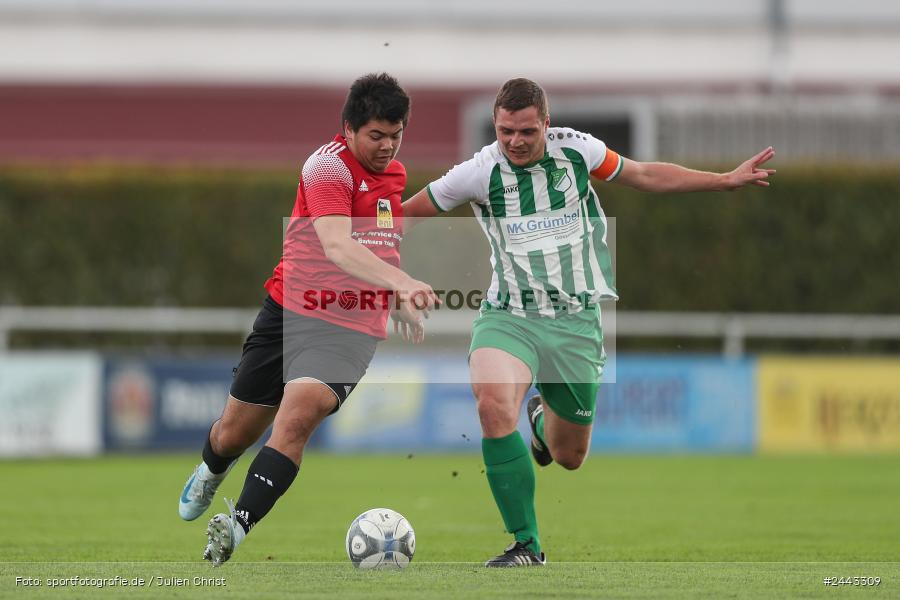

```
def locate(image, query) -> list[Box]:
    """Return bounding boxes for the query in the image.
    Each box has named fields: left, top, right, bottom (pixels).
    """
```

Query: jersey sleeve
left=585, top=134, right=623, bottom=181
left=426, top=157, right=485, bottom=212
left=300, top=153, right=354, bottom=218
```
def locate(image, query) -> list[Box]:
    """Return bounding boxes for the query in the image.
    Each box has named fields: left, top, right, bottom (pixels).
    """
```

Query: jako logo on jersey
left=359, top=180, right=369, bottom=192
left=503, top=185, right=519, bottom=194
left=550, top=168, right=572, bottom=193
left=575, top=409, right=592, bottom=417
left=376, top=199, right=393, bottom=228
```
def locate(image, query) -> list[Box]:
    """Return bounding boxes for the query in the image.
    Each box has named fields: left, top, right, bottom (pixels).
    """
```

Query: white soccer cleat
left=179, top=462, right=233, bottom=521
left=203, top=498, right=245, bottom=567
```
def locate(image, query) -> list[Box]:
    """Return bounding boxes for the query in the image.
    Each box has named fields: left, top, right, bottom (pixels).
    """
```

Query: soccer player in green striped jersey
left=403, top=78, right=776, bottom=567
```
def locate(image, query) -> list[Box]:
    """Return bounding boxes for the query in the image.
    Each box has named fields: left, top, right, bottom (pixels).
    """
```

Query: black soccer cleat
left=484, top=540, right=546, bottom=567
left=527, top=395, right=553, bottom=467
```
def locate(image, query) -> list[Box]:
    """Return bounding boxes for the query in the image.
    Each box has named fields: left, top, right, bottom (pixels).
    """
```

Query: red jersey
left=265, top=135, right=406, bottom=338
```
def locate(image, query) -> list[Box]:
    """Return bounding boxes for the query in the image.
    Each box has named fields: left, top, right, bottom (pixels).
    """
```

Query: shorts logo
left=550, top=168, right=572, bottom=193
left=376, top=199, right=393, bottom=228
left=575, top=409, right=592, bottom=417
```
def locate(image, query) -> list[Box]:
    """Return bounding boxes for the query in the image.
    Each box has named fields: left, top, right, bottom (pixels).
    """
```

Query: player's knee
left=555, top=448, right=588, bottom=470
left=473, top=385, right=513, bottom=412
left=475, top=396, right=509, bottom=422
left=273, top=413, right=320, bottom=446
left=271, top=400, right=333, bottom=449
left=214, top=422, right=258, bottom=455
left=473, top=387, right=518, bottom=436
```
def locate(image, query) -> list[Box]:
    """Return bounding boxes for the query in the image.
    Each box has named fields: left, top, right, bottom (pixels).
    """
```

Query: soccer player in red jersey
left=177, top=73, right=437, bottom=566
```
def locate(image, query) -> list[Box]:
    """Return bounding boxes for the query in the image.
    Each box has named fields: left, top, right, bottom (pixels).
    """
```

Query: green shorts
left=469, top=305, right=606, bottom=425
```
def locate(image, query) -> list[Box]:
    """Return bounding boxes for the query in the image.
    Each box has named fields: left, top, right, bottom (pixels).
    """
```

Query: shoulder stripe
left=317, top=141, right=345, bottom=155
left=302, top=152, right=354, bottom=192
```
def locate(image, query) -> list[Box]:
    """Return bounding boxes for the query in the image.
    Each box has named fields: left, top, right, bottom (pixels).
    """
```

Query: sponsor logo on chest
left=376, top=199, right=393, bottom=228
left=501, top=205, right=584, bottom=253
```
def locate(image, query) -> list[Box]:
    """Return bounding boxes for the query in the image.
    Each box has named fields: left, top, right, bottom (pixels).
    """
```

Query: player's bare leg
left=471, top=348, right=532, bottom=437
left=210, top=396, right=278, bottom=457
left=264, top=378, right=337, bottom=463
left=539, top=401, right=592, bottom=470
left=180, top=396, right=276, bottom=521
left=204, top=380, right=336, bottom=566
left=470, top=348, right=545, bottom=566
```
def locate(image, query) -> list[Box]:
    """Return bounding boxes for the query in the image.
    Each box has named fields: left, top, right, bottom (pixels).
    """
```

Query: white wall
left=0, top=0, right=898, bottom=88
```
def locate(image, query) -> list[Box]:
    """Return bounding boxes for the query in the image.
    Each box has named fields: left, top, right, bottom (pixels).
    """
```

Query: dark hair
left=493, top=78, right=549, bottom=120
left=341, top=73, right=411, bottom=132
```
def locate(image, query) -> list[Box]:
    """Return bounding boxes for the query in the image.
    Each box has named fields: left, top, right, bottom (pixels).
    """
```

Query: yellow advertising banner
left=758, top=357, right=900, bottom=452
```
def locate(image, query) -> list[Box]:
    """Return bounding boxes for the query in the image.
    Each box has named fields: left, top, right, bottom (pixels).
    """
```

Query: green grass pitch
left=1, top=453, right=897, bottom=598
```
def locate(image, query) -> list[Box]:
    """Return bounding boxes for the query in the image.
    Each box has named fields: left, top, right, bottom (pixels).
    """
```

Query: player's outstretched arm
left=613, top=146, right=776, bottom=193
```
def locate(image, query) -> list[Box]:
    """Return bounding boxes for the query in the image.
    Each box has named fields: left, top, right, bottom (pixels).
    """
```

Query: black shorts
left=230, top=295, right=379, bottom=409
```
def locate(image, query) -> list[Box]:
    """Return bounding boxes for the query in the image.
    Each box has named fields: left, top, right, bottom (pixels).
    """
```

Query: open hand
left=391, top=303, right=426, bottom=344
left=724, top=146, right=776, bottom=190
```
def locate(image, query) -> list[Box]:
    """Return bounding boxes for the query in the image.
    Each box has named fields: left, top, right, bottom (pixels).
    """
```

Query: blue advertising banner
left=101, top=353, right=754, bottom=453
left=321, top=354, right=755, bottom=453
left=592, top=355, right=755, bottom=452
left=103, top=356, right=236, bottom=451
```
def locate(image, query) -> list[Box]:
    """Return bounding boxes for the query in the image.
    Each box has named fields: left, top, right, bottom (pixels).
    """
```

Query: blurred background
left=2, top=0, right=899, bottom=458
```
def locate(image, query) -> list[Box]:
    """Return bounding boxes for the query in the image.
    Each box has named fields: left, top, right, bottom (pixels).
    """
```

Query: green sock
left=482, top=432, right=541, bottom=555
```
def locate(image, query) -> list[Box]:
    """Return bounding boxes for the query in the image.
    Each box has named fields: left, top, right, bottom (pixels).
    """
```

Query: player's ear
left=342, top=120, right=354, bottom=139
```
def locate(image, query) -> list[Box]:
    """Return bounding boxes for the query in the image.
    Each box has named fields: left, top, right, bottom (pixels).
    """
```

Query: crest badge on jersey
left=376, top=199, right=393, bottom=228
left=550, top=168, right=572, bottom=193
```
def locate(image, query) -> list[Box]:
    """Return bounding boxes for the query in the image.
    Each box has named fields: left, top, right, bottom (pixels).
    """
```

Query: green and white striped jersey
left=427, top=127, right=622, bottom=317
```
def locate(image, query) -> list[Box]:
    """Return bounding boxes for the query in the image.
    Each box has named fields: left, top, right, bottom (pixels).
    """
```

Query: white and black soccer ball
left=345, top=508, right=415, bottom=569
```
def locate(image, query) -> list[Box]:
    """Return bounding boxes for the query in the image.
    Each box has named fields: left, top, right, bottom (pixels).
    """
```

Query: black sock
left=202, top=427, right=241, bottom=475
left=234, top=446, right=299, bottom=533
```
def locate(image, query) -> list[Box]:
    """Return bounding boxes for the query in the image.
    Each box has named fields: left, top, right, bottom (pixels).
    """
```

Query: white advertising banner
left=0, top=353, right=102, bottom=457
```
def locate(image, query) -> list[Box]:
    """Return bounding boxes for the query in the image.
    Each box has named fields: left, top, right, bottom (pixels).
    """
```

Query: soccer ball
left=345, top=508, right=415, bottom=569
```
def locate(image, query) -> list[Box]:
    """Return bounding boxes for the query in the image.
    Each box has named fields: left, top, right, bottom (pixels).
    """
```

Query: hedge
left=2, top=165, right=898, bottom=316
